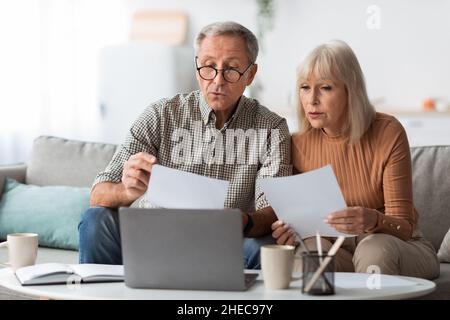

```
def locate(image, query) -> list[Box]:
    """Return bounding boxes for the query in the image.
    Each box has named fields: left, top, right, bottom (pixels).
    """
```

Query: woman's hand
left=325, top=207, right=378, bottom=235
left=271, top=220, right=300, bottom=246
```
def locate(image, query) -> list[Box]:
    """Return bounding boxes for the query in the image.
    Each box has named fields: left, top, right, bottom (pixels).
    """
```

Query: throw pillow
left=438, top=228, right=450, bottom=263
left=0, top=178, right=90, bottom=250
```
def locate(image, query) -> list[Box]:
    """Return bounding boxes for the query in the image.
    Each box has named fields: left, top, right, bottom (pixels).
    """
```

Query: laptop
left=119, top=208, right=257, bottom=291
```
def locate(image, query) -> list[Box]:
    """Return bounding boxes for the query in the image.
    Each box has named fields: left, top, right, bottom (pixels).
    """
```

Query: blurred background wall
left=1, top=0, right=449, bottom=164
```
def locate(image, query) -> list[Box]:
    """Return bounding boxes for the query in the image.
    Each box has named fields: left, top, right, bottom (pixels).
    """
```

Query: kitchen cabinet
left=284, top=111, right=450, bottom=147
left=394, top=112, right=450, bottom=147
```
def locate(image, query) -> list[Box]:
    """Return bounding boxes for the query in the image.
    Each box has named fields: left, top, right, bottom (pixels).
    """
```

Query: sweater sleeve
left=369, top=120, right=415, bottom=240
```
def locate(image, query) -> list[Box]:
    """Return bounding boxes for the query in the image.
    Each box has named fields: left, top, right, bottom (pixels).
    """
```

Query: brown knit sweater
left=291, top=113, right=417, bottom=241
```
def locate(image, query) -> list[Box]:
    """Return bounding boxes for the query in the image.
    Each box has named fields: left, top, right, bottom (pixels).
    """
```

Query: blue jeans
left=78, top=207, right=275, bottom=269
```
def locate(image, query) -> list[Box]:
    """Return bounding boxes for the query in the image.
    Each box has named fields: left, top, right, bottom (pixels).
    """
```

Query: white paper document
left=145, top=164, right=229, bottom=209
left=258, top=165, right=349, bottom=238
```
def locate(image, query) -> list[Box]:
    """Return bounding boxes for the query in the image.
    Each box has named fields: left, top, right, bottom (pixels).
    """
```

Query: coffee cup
left=260, top=244, right=300, bottom=289
left=0, top=233, right=38, bottom=271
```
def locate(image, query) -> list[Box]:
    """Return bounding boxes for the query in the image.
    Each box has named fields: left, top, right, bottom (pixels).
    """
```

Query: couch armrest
left=0, top=164, right=27, bottom=196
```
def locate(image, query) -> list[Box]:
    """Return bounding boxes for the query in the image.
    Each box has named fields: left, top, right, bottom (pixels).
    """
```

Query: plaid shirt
left=93, top=90, right=292, bottom=212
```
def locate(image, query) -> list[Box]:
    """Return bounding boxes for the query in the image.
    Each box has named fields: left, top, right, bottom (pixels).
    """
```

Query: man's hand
left=325, top=207, right=378, bottom=235
left=241, top=207, right=278, bottom=238
left=242, top=213, right=249, bottom=231
left=271, top=220, right=299, bottom=246
left=122, top=152, right=158, bottom=203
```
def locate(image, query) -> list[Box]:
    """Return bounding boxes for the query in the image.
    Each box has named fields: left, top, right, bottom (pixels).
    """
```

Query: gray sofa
left=1, top=135, right=449, bottom=299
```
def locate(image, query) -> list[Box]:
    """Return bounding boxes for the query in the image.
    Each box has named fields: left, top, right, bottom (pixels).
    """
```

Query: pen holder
left=301, top=251, right=335, bottom=295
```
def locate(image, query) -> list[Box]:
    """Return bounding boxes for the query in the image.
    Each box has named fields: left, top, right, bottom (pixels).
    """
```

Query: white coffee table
left=0, top=268, right=434, bottom=300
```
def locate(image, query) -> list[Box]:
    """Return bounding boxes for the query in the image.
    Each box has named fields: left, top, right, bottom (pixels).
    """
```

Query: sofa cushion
left=411, top=146, right=450, bottom=251
left=438, top=229, right=450, bottom=262
left=0, top=178, right=90, bottom=250
left=0, top=164, right=27, bottom=197
left=419, top=263, right=450, bottom=300
left=26, top=136, right=118, bottom=188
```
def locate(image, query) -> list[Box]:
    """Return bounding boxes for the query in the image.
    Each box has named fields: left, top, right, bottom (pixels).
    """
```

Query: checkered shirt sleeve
left=92, top=99, right=165, bottom=187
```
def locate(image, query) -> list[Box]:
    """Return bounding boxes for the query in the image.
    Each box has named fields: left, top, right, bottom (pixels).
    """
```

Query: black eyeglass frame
left=195, top=56, right=254, bottom=83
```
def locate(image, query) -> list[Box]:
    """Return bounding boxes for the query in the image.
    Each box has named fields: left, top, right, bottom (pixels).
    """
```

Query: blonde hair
left=296, top=40, right=375, bottom=143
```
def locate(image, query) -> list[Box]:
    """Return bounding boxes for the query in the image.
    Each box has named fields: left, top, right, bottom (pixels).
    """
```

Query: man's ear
left=245, top=64, right=258, bottom=86
left=195, top=71, right=202, bottom=84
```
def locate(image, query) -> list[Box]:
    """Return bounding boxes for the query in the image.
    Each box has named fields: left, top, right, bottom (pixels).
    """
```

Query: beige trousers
left=294, top=229, right=440, bottom=280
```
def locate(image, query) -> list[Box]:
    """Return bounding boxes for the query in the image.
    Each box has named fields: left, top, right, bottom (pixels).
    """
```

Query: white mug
left=0, top=233, right=38, bottom=271
left=260, top=244, right=300, bottom=290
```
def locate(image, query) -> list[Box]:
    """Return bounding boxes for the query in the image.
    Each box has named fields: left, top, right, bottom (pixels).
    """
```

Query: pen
left=316, top=231, right=323, bottom=262
left=316, top=230, right=327, bottom=292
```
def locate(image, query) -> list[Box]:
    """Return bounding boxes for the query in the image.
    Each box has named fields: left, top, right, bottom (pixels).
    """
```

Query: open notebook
left=15, top=263, right=124, bottom=286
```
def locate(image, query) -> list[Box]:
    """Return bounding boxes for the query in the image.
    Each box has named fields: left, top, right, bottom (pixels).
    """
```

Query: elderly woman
left=272, top=40, right=439, bottom=279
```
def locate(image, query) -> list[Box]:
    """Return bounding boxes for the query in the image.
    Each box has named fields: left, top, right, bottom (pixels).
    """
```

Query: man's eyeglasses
left=195, top=57, right=254, bottom=83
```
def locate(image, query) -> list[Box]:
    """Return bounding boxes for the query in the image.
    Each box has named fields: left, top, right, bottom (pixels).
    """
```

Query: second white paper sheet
left=145, top=164, right=229, bottom=209
left=258, top=165, right=349, bottom=238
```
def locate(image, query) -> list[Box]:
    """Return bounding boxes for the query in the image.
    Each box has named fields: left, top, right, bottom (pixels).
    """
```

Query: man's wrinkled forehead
left=197, top=35, right=250, bottom=63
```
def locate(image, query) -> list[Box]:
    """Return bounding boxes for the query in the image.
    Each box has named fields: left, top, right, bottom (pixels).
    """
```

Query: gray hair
left=296, top=40, right=376, bottom=143
left=194, top=21, right=259, bottom=63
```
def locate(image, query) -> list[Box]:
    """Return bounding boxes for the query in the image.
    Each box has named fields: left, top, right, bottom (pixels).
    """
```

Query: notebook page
left=69, top=264, right=124, bottom=279
left=15, top=263, right=73, bottom=283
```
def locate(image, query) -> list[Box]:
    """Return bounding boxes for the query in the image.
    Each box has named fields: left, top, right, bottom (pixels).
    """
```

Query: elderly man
left=79, top=21, right=291, bottom=269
